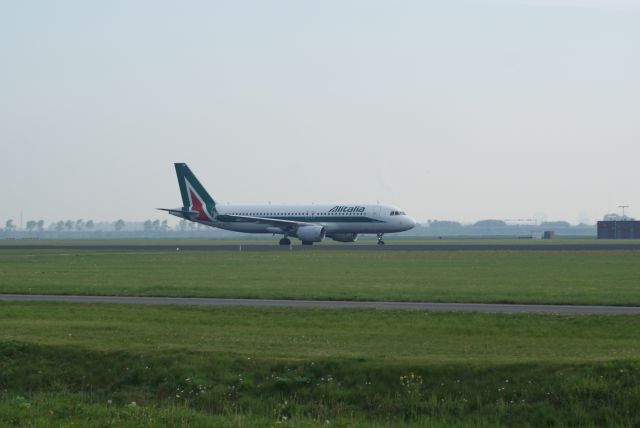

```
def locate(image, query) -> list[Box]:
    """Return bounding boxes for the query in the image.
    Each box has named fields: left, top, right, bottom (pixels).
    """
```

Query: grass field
left=1, top=249, right=639, bottom=305
left=1, top=302, right=640, bottom=426
left=2, top=243, right=640, bottom=426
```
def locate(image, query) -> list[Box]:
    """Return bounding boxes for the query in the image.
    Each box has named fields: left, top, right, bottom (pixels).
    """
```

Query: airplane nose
left=406, top=216, right=417, bottom=229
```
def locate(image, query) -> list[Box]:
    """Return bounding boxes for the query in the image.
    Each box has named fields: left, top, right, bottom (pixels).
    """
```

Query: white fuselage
left=199, top=204, right=416, bottom=236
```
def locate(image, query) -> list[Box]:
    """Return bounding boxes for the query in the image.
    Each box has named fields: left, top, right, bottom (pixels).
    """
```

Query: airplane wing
left=214, top=214, right=316, bottom=233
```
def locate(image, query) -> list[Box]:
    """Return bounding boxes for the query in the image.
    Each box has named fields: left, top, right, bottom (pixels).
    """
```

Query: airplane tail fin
left=174, top=163, right=217, bottom=221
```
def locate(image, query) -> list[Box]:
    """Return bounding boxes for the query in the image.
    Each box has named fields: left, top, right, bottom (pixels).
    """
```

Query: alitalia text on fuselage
left=329, top=206, right=366, bottom=213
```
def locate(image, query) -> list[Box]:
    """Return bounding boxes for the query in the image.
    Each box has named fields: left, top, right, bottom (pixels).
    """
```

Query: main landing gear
left=279, top=237, right=291, bottom=245
left=377, top=233, right=385, bottom=245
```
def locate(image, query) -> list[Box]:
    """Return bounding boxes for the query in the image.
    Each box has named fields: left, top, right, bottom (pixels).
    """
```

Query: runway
left=2, top=243, right=640, bottom=252
left=1, top=294, right=639, bottom=315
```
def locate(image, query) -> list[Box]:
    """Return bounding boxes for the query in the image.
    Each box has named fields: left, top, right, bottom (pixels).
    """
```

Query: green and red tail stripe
left=175, top=163, right=217, bottom=221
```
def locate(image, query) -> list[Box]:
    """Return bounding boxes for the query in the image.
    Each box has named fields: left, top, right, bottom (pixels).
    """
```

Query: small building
left=597, top=221, right=640, bottom=239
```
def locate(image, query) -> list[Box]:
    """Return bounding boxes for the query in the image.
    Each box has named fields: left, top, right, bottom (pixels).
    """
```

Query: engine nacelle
left=330, top=233, right=359, bottom=243
left=296, top=225, right=326, bottom=243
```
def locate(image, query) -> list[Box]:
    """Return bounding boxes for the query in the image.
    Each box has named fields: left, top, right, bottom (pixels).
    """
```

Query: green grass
left=2, top=245, right=639, bottom=425
left=3, top=302, right=640, bottom=363
left=1, top=302, right=640, bottom=426
left=1, top=250, right=639, bottom=305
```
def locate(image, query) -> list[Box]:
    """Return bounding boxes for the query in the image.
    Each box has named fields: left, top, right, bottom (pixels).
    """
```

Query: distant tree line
left=412, top=219, right=593, bottom=237
left=0, top=218, right=236, bottom=239
left=1, top=217, right=596, bottom=239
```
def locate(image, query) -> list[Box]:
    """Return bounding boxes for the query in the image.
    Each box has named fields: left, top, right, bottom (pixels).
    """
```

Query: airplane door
left=372, top=206, right=381, bottom=218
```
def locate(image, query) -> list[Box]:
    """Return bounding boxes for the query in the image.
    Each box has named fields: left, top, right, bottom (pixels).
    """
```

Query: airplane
left=159, top=163, right=416, bottom=245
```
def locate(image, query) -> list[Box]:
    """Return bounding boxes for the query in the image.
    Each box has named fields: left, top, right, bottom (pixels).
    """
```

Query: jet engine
left=296, top=225, right=326, bottom=243
left=330, top=233, right=359, bottom=243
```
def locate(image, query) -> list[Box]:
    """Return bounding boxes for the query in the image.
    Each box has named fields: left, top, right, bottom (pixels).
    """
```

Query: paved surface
left=1, top=294, right=639, bottom=314
left=2, top=243, right=640, bottom=251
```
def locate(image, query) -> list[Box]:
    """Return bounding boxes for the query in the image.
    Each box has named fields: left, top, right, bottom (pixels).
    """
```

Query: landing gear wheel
left=377, top=240, right=385, bottom=245
left=279, top=238, right=291, bottom=245
left=377, top=233, right=385, bottom=245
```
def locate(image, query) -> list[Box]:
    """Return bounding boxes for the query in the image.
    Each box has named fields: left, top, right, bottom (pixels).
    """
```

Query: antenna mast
left=618, top=205, right=629, bottom=218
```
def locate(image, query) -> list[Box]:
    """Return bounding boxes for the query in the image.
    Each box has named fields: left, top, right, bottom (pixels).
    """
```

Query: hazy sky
left=1, top=0, right=639, bottom=225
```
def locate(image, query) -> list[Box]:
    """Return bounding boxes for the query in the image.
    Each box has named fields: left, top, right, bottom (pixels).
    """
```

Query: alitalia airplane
left=159, top=163, right=416, bottom=245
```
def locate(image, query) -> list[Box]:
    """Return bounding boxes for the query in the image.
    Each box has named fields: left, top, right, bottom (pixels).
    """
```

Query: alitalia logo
left=329, top=205, right=366, bottom=213
left=185, top=178, right=214, bottom=221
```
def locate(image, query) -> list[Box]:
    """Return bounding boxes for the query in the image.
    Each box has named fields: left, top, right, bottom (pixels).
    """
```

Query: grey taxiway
left=1, top=294, right=639, bottom=315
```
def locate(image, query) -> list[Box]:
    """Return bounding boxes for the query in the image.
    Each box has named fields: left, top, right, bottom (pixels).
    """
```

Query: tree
left=161, top=220, right=169, bottom=231
left=55, top=221, right=65, bottom=232
left=143, top=220, right=153, bottom=231
left=178, top=220, right=187, bottom=231
left=5, top=219, right=15, bottom=231
left=75, top=219, right=84, bottom=231
left=474, top=219, right=507, bottom=228
left=114, top=219, right=126, bottom=232
left=85, top=220, right=94, bottom=231
left=26, top=220, right=37, bottom=233
left=152, top=219, right=160, bottom=231
left=64, top=220, right=74, bottom=231
left=36, top=220, right=45, bottom=232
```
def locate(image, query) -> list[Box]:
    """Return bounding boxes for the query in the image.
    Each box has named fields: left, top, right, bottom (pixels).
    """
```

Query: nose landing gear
left=377, top=233, right=385, bottom=245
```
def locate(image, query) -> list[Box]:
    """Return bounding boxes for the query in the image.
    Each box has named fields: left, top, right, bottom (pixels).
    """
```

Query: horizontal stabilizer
left=156, top=208, right=200, bottom=219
